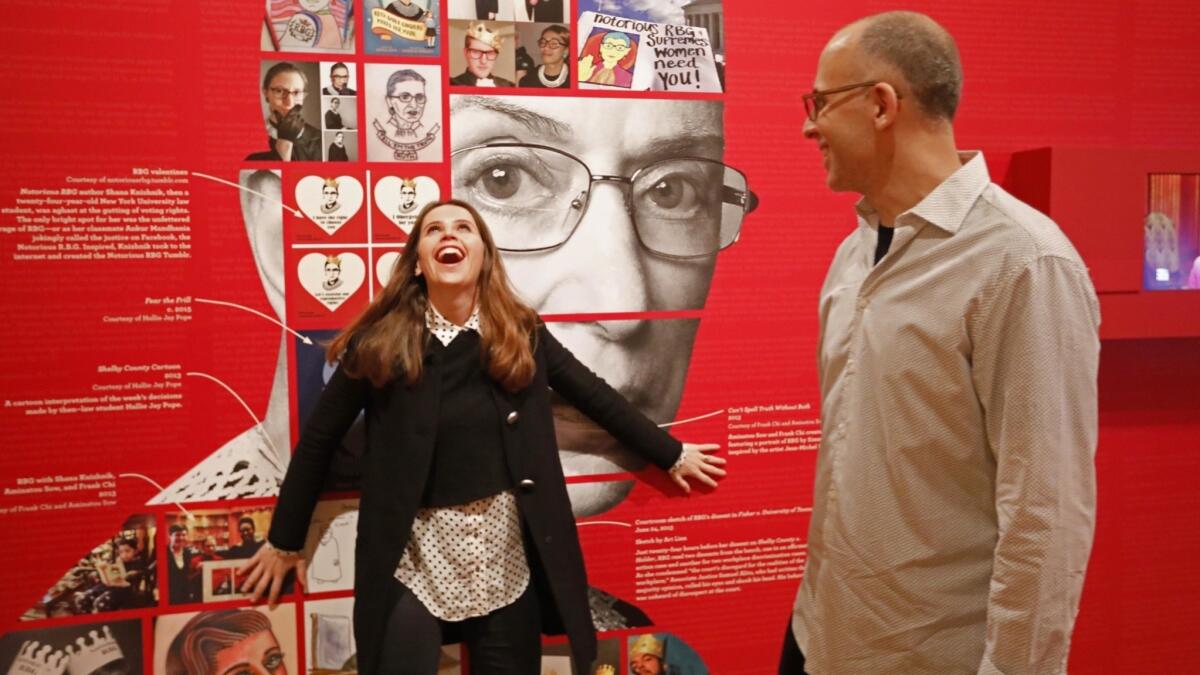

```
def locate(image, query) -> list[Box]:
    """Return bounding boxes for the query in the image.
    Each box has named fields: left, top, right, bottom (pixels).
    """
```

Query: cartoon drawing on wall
left=367, top=65, right=443, bottom=162
left=579, top=29, right=638, bottom=88
left=153, top=606, right=298, bottom=675
left=374, top=175, right=440, bottom=234
left=367, top=0, right=440, bottom=55
left=374, top=0, right=437, bottom=47
left=310, top=529, right=343, bottom=584
left=312, top=613, right=353, bottom=670
left=575, top=11, right=724, bottom=92
left=298, top=253, right=365, bottom=310
left=628, top=633, right=709, bottom=675
left=302, top=500, right=360, bottom=593
left=265, top=0, right=355, bottom=52
left=296, top=176, right=364, bottom=235
left=0, top=622, right=142, bottom=675
left=149, top=170, right=290, bottom=504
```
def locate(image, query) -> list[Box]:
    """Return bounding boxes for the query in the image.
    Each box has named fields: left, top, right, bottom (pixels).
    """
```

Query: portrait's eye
left=635, top=161, right=718, bottom=221
left=264, top=651, right=284, bottom=671
left=646, top=175, right=692, bottom=211
left=482, top=165, right=522, bottom=200
left=454, top=149, right=564, bottom=210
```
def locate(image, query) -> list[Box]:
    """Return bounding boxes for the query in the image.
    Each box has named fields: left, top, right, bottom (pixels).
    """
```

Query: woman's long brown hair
left=326, top=199, right=538, bottom=392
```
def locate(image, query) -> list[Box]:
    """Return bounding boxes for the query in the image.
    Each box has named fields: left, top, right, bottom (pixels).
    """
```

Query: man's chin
left=567, top=480, right=634, bottom=518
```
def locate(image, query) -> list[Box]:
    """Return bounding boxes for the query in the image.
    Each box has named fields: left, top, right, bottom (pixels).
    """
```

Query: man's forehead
left=814, top=35, right=866, bottom=86
left=467, top=37, right=495, bottom=52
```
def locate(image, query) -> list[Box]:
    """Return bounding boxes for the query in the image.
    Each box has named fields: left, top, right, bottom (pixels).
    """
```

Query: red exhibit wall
left=0, top=1, right=1197, bottom=673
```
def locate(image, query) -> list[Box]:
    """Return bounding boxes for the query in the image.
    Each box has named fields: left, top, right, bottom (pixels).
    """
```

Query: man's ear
left=873, top=82, right=902, bottom=130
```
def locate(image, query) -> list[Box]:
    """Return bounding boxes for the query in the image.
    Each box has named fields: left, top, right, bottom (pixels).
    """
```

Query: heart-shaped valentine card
left=295, top=175, right=365, bottom=235
left=373, top=175, right=440, bottom=233
left=297, top=251, right=366, bottom=311
left=376, top=250, right=402, bottom=287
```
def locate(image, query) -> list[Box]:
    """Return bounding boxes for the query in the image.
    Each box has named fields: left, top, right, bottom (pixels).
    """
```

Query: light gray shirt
left=792, top=152, right=1100, bottom=674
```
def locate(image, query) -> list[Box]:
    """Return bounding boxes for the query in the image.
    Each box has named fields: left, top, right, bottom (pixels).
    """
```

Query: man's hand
left=238, top=543, right=306, bottom=609
left=669, top=443, right=726, bottom=494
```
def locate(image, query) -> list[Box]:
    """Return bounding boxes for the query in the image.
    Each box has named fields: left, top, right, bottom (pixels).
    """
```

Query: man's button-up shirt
left=793, top=152, right=1100, bottom=674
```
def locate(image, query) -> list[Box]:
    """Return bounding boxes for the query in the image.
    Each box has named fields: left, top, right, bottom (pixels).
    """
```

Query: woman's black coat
left=268, top=324, right=681, bottom=674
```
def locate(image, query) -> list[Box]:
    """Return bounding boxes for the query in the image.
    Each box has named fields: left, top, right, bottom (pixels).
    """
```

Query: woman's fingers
left=240, top=561, right=265, bottom=595
left=267, top=572, right=285, bottom=609
left=296, top=559, right=309, bottom=591
left=691, top=469, right=719, bottom=488
left=672, top=472, right=692, bottom=494
left=249, top=567, right=273, bottom=603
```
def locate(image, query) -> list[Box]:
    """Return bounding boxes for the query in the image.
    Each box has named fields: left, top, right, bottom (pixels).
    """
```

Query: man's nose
left=802, top=114, right=819, bottom=139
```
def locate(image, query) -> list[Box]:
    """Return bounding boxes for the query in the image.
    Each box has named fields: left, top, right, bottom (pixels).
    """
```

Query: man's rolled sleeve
left=971, top=254, right=1100, bottom=674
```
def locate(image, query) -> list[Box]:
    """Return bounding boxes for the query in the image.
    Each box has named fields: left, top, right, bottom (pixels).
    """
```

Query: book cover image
left=366, top=0, right=442, bottom=57
left=263, top=0, right=357, bottom=53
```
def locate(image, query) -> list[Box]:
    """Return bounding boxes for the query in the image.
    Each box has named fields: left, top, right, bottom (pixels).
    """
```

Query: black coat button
left=519, top=478, right=535, bottom=491
left=506, top=411, right=519, bottom=425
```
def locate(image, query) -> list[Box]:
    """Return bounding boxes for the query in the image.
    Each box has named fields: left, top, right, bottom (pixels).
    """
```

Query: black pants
left=778, top=619, right=808, bottom=675
left=377, top=581, right=542, bottom=675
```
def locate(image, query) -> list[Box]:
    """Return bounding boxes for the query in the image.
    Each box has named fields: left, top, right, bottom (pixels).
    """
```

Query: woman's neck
left=427, top=286, right=477, bottom=326
left=543, top=61, right=564, bottom=76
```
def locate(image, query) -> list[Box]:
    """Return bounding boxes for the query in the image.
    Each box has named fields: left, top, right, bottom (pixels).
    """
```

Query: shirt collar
left=854, top=151, right=989, bottom=234
left=426, top=302, right=481, bottom=347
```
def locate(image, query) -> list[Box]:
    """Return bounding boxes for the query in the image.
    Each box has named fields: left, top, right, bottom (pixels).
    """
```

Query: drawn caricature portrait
left=266, top=0, right=356, bottom=53
left=579, top=29, right=638, bottom=88
left=367, top=65, right=443, bottom=162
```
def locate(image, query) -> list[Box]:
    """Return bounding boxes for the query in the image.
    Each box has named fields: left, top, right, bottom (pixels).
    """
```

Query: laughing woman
left=239, top=200, right=725, bottom=674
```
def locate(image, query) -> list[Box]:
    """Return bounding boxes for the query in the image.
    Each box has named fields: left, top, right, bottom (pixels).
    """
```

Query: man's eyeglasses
left=801, top=81, right=901, bottom=121
left=269, top=87, right=305, bottom=99
left=466, top=48, right=499, bottom=62
left=450, top=142, right=758, bottom=260
left=388, top=93, right=428, bottom=104
left=537, top=39, right=567, bottom=49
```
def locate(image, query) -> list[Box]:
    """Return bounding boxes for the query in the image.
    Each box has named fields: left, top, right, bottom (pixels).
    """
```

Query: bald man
left=783, top=11, right=1099, bottom=674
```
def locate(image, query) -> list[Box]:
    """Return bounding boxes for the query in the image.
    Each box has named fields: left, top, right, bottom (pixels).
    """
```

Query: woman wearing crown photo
left=238, top=200, right=726, bottom=674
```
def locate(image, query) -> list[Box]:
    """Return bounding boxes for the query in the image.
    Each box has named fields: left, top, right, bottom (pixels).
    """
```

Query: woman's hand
left=668, top=443, right=727, bottom=494
left=238, top=543, right=306, bottom=608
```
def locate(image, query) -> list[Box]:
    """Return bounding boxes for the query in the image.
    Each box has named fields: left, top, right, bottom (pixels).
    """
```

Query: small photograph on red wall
left=23, top=515, right=157, bottom=620
left=1145, top=174, right=1200, bottom=291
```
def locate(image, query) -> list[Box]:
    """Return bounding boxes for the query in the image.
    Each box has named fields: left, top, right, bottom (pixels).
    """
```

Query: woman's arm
left=241, top=360, right=369, bottom=605
left=539, top=324, right=725, bottom=492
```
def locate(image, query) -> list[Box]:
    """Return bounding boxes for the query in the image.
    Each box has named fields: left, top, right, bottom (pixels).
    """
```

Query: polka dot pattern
left=392, top=306, right=530, bottom=622
left=395, top=490, right=530, bottom=622
left=426, top=305, right=481, bottom=347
